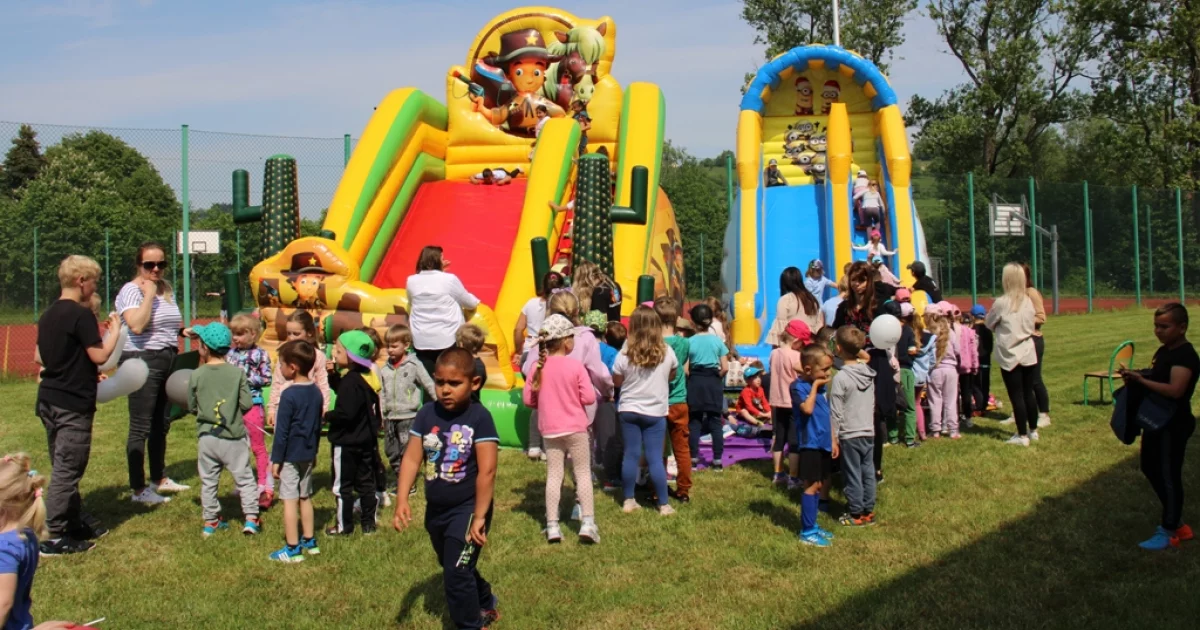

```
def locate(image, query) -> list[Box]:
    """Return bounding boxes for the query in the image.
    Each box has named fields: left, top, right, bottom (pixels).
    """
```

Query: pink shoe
left=949, top=433, right=963, bottom=440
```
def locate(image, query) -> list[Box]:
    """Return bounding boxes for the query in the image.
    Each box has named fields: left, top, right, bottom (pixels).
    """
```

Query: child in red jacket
left=735, top=365, right=771, bottom=430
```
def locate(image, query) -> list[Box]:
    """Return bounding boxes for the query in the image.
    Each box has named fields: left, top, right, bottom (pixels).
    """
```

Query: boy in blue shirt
left=791, top=343, right=836, bottom=547
left=393, top=348, right=500, bottom=630
left=268, top=340, right=325, bottom=562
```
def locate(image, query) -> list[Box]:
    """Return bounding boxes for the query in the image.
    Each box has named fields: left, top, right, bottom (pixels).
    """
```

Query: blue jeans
left=619, top=412, right=668, bottom=505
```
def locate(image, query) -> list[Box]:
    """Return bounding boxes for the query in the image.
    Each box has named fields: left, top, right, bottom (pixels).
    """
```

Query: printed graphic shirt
left=411, top=402, right=500, bottom=508
left=225, top=345, right=272, bottom=404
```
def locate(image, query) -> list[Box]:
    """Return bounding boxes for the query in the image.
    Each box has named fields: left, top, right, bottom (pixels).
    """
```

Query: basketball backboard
left=990, top=203, right=1025, bottom=237
left=177, top=230, right=220, bottom=255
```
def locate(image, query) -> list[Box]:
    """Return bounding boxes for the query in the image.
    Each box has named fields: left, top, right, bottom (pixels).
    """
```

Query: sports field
left=5, top=307, right=1200, bottom=629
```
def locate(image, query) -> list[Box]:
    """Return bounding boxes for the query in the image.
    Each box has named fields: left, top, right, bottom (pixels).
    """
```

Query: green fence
left=913, top=173, right=1200, bottom=310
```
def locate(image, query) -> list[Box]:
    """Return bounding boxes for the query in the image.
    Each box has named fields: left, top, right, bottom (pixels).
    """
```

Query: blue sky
left=0, top=0, right=966, bottom=157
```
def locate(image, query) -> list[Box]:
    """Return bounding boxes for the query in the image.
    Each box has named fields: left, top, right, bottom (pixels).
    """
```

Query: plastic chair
left=1082, top=341, right=1134, bottom=405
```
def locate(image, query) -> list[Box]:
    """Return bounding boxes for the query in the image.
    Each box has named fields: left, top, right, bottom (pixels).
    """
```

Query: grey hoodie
left=380, top=354, right=436, bottom=421
left=829, top=362, right=876, bottom=440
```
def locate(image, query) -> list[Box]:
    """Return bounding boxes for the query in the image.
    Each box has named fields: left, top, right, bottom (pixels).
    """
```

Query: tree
left=740, top=0, right=918, bottom=71
left=661, top=142, right=729, bottom=298
left=1, top=124, right=47, bottom=198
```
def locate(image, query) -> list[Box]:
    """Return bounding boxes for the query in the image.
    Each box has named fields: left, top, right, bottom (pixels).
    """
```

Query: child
left=853, top=179, right=886, bottom=228
left=852, top=230, right=895, bottom=262
left=769, top=320, right=810, bottom=487
left=456, top=323, right=488, bottom=402
left=603, top=321, right=627, bottom=371
left=186, top=323, right=260, bottom=537
left=971, top=304, right=993, bottom=416
left=36, top=255, right=121, bottom=555
left=612, top=306, right=678, bottom=514
left=380, top=324, right=436, bottom=494
left=225, top=313, right=274, bottom=509
left=952, top=306, right=980, bottom=426
left=268, top=340, right=324, bottom=562
left=393, top=349, right=500, bottom=630
left=912, top=307, right=939, bottom=440
left=514, top=271, right=565, bottom=366
left=736, top=365, right=771, bottom=427
left=675, top=317, right=695, bottom=338
left=927, top=313, right=961, bottom=438
left=535, top=104, right=551, bottom=138
left=894, top=304, right=920, bottom=447
left=853, top=169, right=869, bottom=198
left=325, top=330, right=382, bottom=535
left=830, top=327, right=877, bottom=526
left=655, top=298, right=692, bottom=502
left=571, top=100, right=591, bottom=154
left=358, top=326, right=391, bottom=505
left=686, top=304, right=730, bottom=471
left=268, top=310, right=331, bottom=426
left=792, top=343, right=835, bottom=547
left=523, top=315, right=599, bottom=544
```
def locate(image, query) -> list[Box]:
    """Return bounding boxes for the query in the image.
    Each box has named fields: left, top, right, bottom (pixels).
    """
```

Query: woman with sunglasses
left=114, top=242, right=188, bottom=505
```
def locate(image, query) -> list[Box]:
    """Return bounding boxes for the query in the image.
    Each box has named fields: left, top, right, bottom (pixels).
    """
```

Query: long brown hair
left=133, top=241, right=175, bottom=302
left=844, top=262, right=875, bottom=315
left=415, top=246, right=444, bottom=273
left=624, top=306, right=666, bottom=368
left=781, top=266, right=819, bottom=316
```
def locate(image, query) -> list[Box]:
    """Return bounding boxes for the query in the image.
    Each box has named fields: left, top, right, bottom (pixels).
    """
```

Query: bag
left=1136, top=390, right=1178, bottom=432
left=1110, top=386, right=1139, bottom=445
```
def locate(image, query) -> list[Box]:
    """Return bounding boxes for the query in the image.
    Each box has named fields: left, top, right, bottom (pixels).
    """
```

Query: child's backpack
left=912, top=333, right=937, bottom=385
left=957, top=325, right=979, bottom=374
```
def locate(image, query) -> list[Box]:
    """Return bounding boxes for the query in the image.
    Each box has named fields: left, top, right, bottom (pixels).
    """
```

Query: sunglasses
left=141, top=261, right=167, bottom=271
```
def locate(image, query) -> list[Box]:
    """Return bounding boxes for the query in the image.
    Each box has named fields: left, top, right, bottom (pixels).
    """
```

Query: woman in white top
left=512, top=271, right=565, bottom=366
left=985, top=263, right=1040, bottom=446
left=405, top=246, right=480, bottom=377
left=853, top=179, right=887, bottom=228
left=765, top=267, right=824, bottom=347
left=115, top=242, right=188, bottom=505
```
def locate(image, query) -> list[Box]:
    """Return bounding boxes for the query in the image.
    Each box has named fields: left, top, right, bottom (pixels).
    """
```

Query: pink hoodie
left=523, top=355, right=597, bottom=436
left=522, top=326, right=614, bottom=401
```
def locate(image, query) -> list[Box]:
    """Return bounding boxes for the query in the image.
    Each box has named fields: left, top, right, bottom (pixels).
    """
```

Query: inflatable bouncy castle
left=247, top=7, right=684, bottom=446
left=723, top=45, right=930, bottom=357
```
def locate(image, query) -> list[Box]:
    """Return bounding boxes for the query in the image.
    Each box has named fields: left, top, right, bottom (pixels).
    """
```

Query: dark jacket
left=913, top=275, right=943, bottom=303
left=326, top=369, right=381, bottom=447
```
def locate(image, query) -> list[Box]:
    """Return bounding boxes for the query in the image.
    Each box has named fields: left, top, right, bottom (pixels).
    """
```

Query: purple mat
left=695, top=425, right=775, bottom=469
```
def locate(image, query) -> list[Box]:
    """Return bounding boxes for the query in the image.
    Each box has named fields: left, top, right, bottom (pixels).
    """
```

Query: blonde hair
left=229, top=313, right=261, bottom=338
left=547, top=290, right=581, bottom=325
left=572, top=262, right=604, bottom=313
left=58, top=255, right=101, bottom=289
left=456, top=323, right=486, bottom=355
left=0, top=454, right=47, bottom=540
left=1001, top=263, right=1029, bottom=313
left=385, top=323, right=412, bottom=347
left=532, top=335, right=569, bottom=392
left=930, top=316, right=951, bottom=363
left=624, top=306, right=666, bottom=368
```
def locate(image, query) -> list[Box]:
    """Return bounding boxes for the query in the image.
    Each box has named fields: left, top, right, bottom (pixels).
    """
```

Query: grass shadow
left=395, top=571, right=452, bottom=630
left=749, top=498, right=800, bottom=533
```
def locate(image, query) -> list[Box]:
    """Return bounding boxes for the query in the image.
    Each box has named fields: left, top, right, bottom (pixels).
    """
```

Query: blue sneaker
left=242, top=517, right=262, bottom=536
left=269, top=544, right=304, bottom=563
left=202, top=518, right=228, bottom=538
left=1139, top=526, right=1178, bottom=551
left=799, top=529, right=831, bottom=547
left=816, top=526, right=835, bottom=540
left=300, top=536, right=320, bottom=556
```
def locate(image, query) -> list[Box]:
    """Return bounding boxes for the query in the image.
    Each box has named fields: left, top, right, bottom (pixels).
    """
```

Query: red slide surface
left=372, top=179, right=528, bottom=307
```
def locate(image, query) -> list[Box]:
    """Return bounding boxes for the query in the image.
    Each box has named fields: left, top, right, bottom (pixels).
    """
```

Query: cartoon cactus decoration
left=572, top=153, right=615, bottom=278
left=232, top=154, right=301, bottom=260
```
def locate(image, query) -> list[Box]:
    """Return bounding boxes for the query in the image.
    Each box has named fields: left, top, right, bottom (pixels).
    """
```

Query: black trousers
left=958, top=373, right=973, bottom=418
left=38, top=401, right=93, bottom=537
left=1141, top=415, right=1196, bottom=530
left=1032, top=335, right=1050, bottom=413
left=689, top=411, right=724, bottom=463
left=973, top=365, right=992, bottom=412
left=415, top=347, right=451, bottom=385
left=122, top=348, right=176, bottom=491
left=426, top=500, right=495, bottom=630
left=874, top=408, right=892, bottom=474
left=593, top=402, right=623, bottom=483
left=331, top=445, right=377, bottom=532
left=1000, top=365, right=1039, bottom=436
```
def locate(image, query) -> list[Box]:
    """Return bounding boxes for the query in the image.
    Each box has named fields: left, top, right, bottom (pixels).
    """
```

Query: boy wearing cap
left=907, top=261, right=943, bottom=303
left=186, top=323, right=261, bottom=537
left=765, top=159, right=787, bottom=188
left=326, top=330, right=383, bottom=535
left=971, top=305, right=993, bottom=415
left=736, top=365, right=771, bottom=427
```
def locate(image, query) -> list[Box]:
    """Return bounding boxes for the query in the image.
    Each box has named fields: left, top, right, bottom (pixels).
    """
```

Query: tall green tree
left=741, top=0, right=918, bottom=71
left=1, top=124, right=47, bottom=198
left=661, top=142, right=729, bottom=298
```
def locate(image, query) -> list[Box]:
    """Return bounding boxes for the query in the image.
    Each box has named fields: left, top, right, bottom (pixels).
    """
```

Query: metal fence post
left=967, top=172, right=976, bottom=302
left=1084, top=181, right=1093, bottom=313
left=991, top=192, right=997, bottom=296
left=946, top=218, right=952, bottom=294
left=700, top=232, right=706, bottom=295
left=32, top=226, right=38, bottom=320
left=1132, top=185, right=1141, bottom=306
left=1147, top=204, right=1153, bottom=295
left=1050, top=224, right=1060, bottom=314
left=344, top=134, right=351, bottom=167
left=182, top=124, right=191, bottom=347
left=104, top=229, right=111, bottom=313
left=1028, top=177, right=1037, bottom=286
left=1177, top=187, right=1185, bottom=302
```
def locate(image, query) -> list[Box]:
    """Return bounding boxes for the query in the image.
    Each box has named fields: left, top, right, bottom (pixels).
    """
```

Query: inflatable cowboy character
left=473, top=29, right=567, bottom=136
left=283, top=252, right=332, bottom=310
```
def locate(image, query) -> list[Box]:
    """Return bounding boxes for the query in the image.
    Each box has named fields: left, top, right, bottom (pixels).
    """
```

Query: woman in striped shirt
left=115, top=242, right=189, bottom=505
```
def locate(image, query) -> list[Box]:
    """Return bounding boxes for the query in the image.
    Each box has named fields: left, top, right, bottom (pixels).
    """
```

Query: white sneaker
left=579, top=521, right=600, bottom=544
left=1029, top=430, right=1040, bottom=442
left=622, top=499, right=640, bottom=513
left=658, top=504, right=677, bottom=516
left=152, top=478, right=190, bottom=493
left=527, top=448, right=543, bottom=461
left=1038, top=413, right=1051, bottom=427
left=544, top=522, right=562, bottom=543
left=1005, top=434, right=1030, bottom=447
left=131, top=488, right=170, bottom=504
left=378, top=491, right=392, bottom=507
left=999, top=416, right=1015, bottom=426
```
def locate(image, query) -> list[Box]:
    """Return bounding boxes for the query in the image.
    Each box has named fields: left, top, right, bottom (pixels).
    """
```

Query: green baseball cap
left=191, top=322, right=232, bottom=353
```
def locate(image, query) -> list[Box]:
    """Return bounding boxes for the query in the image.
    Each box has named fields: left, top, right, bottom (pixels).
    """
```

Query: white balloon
left=165, top=369, right=193, bottom=407
left=97, top=358, right=149, bottom=404
left=869, top=314, right=902, bottom=350
left=97, top=325, right=129, bottom=374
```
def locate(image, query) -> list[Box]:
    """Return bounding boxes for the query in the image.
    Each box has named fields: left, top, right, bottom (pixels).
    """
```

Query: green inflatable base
left=479, top=388, right=532, bottom=449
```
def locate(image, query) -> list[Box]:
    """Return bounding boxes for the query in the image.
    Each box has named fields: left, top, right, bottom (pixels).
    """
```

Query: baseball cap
left=785, top=319, right=813, bottom=344
left=769, top=158, right=778, bottom=166
left=540, top=314, right=577, bottom=341
left=924, top=302, right=942, bottom=316
left=939, top=301, right=961, bottom=316
left=900, top=303, right=914, bottom=317
left=582, top=310, right=607, bottom=332
left=971, top=304, right=987, bottom=317
left=807, top=259, right=824, bottom=272
left=907, top=261, right=926, bottom=275
left=337, top=330, right=376, bottom=370
left=744, top=366, right=763, bottom=379
left=191, top=323, right=232, bottom=353
left=869, top=229, right=881, bottom=239
left=894, top=287, right=912, bottom=302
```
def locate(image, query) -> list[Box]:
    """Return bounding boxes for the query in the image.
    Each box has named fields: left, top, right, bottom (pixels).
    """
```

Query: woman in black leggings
left=1022, top=263, right=1051, bottom=426
left=1121, top=303, right=1198, bottom=550
left=985, top=263, right=1039, bottom=446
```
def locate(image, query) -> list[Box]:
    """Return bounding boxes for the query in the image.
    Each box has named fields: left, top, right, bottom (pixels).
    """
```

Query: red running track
left=371, top=179, right=529, bottom=307
left=943, top=296, right=1192, bottom=313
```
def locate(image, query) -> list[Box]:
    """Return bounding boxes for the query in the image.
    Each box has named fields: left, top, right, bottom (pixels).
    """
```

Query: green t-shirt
left=188, top=362, right=252, bottom=440
left=665, top=335, right=690, bottom=404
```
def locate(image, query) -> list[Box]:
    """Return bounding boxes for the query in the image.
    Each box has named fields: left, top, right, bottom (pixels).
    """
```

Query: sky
left=0, top=0, right=967, bottom=216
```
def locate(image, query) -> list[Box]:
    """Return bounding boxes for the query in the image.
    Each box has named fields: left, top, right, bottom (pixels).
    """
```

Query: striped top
left=115, top=281, right=182, bottom=352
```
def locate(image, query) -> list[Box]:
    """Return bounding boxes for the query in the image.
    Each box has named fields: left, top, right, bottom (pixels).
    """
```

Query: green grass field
left=5, top=308, right=1200, bottom=629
